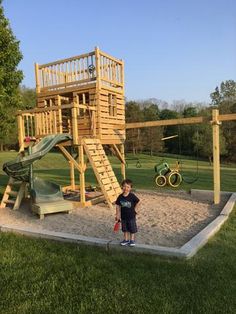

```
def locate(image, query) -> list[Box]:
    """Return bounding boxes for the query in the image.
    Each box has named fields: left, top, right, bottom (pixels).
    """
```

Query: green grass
left=0, top=151, right=235, bottom=197
left=0, top=152, right=236, bottom=313
left=0, top=208, right=235, bottom=313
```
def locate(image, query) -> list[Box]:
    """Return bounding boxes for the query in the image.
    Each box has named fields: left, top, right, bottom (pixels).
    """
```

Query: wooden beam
left=79, top=144, right=86, bottom=204
left=57, top=145, right=82, bottom=173
left=112, top=144, right=126, bottom=165
left=219, top=113, right=236, bottom=122
left=69, top=161, right=75, bottom=190
left=161, top=135, right=178, bottom=141
left=125, top=116, right=205, bottom=129
left=71, top=106, right=78, bottom=145
left=212, top=109, right=221, bottom=204
left=126, top=113, right=236, bottom=130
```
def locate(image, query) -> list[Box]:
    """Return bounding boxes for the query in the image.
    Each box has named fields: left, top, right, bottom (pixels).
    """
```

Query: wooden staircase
left=83, top=138, right=122, bottom=209
left=0, top=177, right=27, bottom=210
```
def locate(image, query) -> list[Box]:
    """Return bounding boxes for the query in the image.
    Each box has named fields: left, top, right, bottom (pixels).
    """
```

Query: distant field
left=0, top=151, right=235, bottom=197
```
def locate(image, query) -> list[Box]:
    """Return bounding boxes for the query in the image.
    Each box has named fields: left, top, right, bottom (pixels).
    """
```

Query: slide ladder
left=0, top=177, right=27, bottom=210
left=83, top=138, right=121, bottom=209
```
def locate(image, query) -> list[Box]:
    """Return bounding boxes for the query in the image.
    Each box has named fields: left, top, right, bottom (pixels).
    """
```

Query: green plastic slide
left=3, top=134, right=72, bottom=182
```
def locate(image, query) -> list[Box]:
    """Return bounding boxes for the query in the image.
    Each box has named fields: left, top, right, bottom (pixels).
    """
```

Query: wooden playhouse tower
left=17, top=47, right=126, bottom=209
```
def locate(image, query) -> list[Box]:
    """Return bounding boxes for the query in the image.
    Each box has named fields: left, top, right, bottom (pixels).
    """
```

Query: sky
left=3, top=0, right=236, bottom=103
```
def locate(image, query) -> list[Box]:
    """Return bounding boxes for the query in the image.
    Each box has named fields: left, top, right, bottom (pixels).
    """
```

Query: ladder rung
left=7, top=191, right=18, bottom=197
left=4, top=200, right=15, bottom=205
left=10, top=181, right=22, bottom=186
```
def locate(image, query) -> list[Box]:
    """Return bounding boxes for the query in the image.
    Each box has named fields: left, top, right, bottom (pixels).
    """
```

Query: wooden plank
left=219, top=113, right=236, bottom=122
left=58, top=145, right=82, bottom=173
left=79, top=145, right=86, bottom=204
left=13, top=182, right=26, bottom=210
left=126, top=116, right=205, bottom=129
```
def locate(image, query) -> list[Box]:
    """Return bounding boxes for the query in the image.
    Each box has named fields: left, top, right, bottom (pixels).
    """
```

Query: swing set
left=154, top=125, right=200, bottom=188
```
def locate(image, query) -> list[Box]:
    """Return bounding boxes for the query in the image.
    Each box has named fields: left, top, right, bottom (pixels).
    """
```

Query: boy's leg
left=120, top=220, right=130, bottom=245
left=128, top=219, right=137, bottom=246
left=124, top=232, right=129, bottom=241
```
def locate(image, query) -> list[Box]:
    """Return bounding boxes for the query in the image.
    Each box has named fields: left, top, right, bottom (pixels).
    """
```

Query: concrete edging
left=0, top=191, right=235, bottom=259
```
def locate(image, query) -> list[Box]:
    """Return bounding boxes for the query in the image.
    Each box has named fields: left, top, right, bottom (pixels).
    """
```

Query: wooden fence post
left=212, top=109, right=221, bottom=204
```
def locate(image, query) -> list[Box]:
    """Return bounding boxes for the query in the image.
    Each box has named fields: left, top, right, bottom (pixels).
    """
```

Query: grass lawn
left=0, top=152, right=236, bottom=313
left=0, top=151, right=236, bottom=197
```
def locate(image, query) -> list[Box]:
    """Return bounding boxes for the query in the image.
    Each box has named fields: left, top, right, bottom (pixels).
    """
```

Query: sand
left=0, top=191, right=228, bottom=248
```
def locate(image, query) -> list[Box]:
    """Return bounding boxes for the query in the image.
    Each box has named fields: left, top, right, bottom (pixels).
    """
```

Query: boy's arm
left=134, top=200, right=141, bottom=215
left=116, top=205, right=121, bottom=221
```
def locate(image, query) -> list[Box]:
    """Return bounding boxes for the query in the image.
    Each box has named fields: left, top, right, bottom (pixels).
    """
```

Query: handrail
left=38, top=51, right=95, bottom=69
left=35, top=48, right=124, bottom=92
left=16, top=104, right=75, bottom=115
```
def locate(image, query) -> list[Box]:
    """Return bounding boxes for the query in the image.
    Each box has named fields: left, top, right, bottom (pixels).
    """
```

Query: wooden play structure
left=1, top=47, right=126, bottom=216
left=1, top=47, right=236, bottom=218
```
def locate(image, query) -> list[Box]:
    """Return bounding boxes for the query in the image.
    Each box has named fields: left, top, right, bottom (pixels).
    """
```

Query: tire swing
left=166, top=171, right=182, bottom=187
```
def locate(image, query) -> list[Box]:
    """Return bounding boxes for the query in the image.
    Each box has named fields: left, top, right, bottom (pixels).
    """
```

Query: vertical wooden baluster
left=53, top=110, right=57, bottom=133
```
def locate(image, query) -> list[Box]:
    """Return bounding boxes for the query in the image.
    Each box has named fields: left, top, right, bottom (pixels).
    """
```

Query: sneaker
left=129, top=240, right=135, bottom=247
left=120, top=240, right=130, bottom=246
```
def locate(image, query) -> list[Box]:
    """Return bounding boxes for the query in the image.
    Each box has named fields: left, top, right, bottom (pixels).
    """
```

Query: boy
left=115, top=179, right=140, bottom=247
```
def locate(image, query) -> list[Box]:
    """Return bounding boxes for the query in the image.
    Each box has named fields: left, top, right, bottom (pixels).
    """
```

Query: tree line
left=125, top=83, right=236, bottom=163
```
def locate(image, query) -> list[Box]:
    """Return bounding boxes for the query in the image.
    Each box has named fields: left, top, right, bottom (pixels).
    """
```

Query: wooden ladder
left=83, top=138, right=122, bottom=209
left=0, top=177, right=27, bottom=210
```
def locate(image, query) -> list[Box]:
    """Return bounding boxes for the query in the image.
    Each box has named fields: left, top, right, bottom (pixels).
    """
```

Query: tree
left=210, top=80, right=236, bottom=161
left=19, top=85, right=36, bottom=109
left=159, top=109, right=180, bottom=154
left=0, top=1, right=23, bottom=150
left=125, top=101, right=144, bottom=154
left=193, top=124, right=227, bottom=165
left=142, top=104, right=163, bottom=155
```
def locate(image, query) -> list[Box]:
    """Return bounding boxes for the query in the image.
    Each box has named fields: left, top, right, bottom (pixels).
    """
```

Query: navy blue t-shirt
left=115, top=192, right=140, bottom=220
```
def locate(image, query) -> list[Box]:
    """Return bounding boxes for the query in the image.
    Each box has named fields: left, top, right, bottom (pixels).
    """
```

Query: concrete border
left=0, top=191, right=235, bottom=259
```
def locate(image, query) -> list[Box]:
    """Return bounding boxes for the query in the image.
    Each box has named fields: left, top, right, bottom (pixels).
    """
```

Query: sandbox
left=0, top=190, right=232, bottom=250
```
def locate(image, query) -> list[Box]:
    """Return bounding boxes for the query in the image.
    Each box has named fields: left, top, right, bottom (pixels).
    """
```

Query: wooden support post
left=95, top=46, right=101, bottom=138
left=212, top=109, right=221, bottom=204
left=35, top=63, right=40, bottom=93
left=17, top=113, right=24, bottom=148
left=71, top=106, right=78, bottom=145
left=120, top=144, right=126, bottom=180
left=69, top=161, right=75, bottom=190
left=79, top=144, right=86, bottom=204
left=57, top=95, right=63, bottom=133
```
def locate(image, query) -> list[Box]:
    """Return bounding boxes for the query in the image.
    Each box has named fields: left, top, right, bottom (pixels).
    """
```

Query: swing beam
left=126, top=110, right=236, bottom=204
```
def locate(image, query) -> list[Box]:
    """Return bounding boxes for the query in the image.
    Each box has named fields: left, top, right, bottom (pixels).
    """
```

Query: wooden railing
left=99, top=51, right=123, bottom=87
left=17, top=103, right=97, bottom=147
left=35, top=48, right=124, bottom=93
